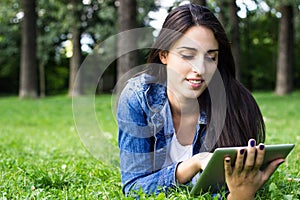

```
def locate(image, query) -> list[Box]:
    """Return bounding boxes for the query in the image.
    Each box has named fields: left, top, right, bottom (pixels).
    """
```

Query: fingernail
left=240, top=149, right=245, bottom=155
left=225, top=158, right=230, bottom=163
left=250, top=139, right=255, bottom=147
left=259, top=144, right=265, bottom=150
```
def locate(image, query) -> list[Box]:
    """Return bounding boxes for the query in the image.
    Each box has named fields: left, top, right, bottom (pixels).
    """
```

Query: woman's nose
left=191, top=58, right=206, bottom=74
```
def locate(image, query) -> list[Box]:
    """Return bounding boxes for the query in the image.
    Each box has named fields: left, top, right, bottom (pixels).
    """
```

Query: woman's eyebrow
left=207, top=49, right=219, bottom=53
left=176, top=46, right=197, bottom=51
left=177, top=46, right=219, bottom=53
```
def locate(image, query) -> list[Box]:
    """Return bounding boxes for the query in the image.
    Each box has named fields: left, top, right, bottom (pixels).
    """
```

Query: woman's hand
left=197, top=152, right=213, bottom=170
left=176, top=152, right=212, bottom=184
left=224, top=139, right=284, bottom=200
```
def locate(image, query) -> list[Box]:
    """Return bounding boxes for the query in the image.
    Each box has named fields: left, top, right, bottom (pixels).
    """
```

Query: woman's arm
left=117, top=84, right=179, bottom=195
left=176, top=152, right=212, bottom=184
left=120, top=161, right=179, bottom=194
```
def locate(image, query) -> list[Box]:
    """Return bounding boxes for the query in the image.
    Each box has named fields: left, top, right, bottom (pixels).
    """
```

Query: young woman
left=117, top=4, right=284, bottom=199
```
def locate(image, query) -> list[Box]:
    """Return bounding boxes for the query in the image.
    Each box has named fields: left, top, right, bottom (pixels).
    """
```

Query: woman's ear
left=159, top=51, right=168, bottom=64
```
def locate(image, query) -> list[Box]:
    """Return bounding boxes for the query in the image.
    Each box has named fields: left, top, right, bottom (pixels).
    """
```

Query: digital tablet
left=190, top=144, right=295, bottom=196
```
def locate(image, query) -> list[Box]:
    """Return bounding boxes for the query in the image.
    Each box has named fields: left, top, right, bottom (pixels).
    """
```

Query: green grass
left=0, top=92, right=299, bottom=199
left=0, top=96, right=122, bottom=199
left=253, top=91, right=300, bottom=200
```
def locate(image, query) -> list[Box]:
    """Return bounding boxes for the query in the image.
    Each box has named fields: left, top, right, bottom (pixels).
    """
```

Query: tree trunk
left=68, top=0, right=83, bottom=97
left=191, top=0, right=206, bottom=6
left=229, top=0, right=241, bottom=81
left=244, top=10, right=253, bottom=91
left=218, top=1, right=228, bottom=30
left=39, top=61, right=45, bottom=98
left=116, top=0, right=137, bottom=83
left=275, top=4, right=294, bottom=95
left=19, top=0, right=38, bottom=98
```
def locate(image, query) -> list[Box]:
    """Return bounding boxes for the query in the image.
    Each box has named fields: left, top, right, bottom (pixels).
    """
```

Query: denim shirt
left=117, top=74, right=207, bottom=195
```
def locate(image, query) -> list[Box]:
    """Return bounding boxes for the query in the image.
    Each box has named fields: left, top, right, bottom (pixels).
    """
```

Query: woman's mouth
left=186, top=78, right=205, bottom=89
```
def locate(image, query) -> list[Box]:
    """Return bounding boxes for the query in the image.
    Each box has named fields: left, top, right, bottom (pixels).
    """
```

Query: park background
left=0, top=0, right=299, bottom=199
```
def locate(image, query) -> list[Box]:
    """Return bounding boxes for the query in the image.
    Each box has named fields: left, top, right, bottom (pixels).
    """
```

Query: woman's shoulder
left=123, top=73, right=165, bottom=94
left=126, top=73, right=161, bottom=88
left=120, top=73, right=167, bottom=111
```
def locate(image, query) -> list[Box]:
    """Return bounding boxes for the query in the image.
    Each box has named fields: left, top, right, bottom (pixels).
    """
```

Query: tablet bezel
left=190, top=144, right=295, bottom=196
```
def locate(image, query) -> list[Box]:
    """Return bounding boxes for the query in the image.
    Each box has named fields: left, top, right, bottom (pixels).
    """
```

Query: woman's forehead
left=171, top=26, right=219, bottom=53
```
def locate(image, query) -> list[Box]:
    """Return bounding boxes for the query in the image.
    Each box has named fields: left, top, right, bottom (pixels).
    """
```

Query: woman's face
left=160, top=25, right=219, bottom=100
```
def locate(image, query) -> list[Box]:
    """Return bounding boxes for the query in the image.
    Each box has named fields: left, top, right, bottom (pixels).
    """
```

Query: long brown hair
left=146, top=4, right=265, bottom=150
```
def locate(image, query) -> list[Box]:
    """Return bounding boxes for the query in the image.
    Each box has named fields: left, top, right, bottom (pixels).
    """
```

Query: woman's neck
left=167, top=89, right=199, bottom=116
left=167, top=90, right=200, bottom=145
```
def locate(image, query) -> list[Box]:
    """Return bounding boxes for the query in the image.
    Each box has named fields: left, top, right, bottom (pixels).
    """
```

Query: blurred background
left=0, top=0, right=299, bottom=98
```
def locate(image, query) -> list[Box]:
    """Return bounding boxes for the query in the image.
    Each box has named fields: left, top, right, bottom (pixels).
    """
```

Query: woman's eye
left=205, top=54, right=217, bottom=62
left=181, top=54, right=194, bottom=60
left=205, top=56, right=216, bottom=62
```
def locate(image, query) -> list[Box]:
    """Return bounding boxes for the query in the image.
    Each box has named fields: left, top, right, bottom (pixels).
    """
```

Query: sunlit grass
left=253, top=91, right=300, bottom=199
left=0, top=96, right=122, bottom=199
left=254, top=91, right=300, bottom=175
left=0, top=92, right=299, bottom=199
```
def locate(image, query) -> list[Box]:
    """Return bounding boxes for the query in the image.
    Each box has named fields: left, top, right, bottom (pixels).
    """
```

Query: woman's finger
left=261, top=158, right=285, bottom=182
left=224, top=156, right=233, bottom=178
left=253, top=143, right=265, bottom=170
left=244, top=139, right=256, bottom=171
left=235, top=148, right=246, bottom=173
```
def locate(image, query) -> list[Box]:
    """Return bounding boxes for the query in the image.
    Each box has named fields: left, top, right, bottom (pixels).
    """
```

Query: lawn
left=0, top=91, right=299, bottom=199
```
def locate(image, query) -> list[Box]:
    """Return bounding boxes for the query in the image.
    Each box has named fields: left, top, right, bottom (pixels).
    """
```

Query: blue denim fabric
left=117, top=74, right=207, bottom=195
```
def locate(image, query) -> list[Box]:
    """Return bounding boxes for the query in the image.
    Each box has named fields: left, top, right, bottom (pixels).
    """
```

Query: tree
left=229, top=0, right=241, bottom=81
left=0, top=0, right=21, bottom=94
left=191, top=0, right=207, bottom=6
left=0, top=0, right=157, bottom=95
left=275, top=4, right=294, bottom=95
left=36, top=0, right=67, bottom=97
left=116, top=0, right=137, bottom=83
left=19, top=0, right=38, bottom=98
left=215, top=0, right=241, bottom=81
left=68, top=0, right=83, bottom=96
left=217, top=1, right=228, bottom=29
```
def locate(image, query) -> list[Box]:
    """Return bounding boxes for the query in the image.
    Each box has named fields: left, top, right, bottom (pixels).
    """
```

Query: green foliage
left=0, top=0, right=21, bottom=94
left=0, top=92, right=299, bottom=198
left=240, top=10, right=279, bottom=90
left=45, top=64, right=69, bottom=94
left=264, top=0, right=300, bottom=7
left=0, top=0, right=156, bottom=96
left=0, top=0, right=299, bottom=95
left=137, top=0, right=157, bottom=26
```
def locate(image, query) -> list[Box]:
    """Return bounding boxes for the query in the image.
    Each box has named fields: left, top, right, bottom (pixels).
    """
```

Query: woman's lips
left=186, top=78, right=205, bottom=89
